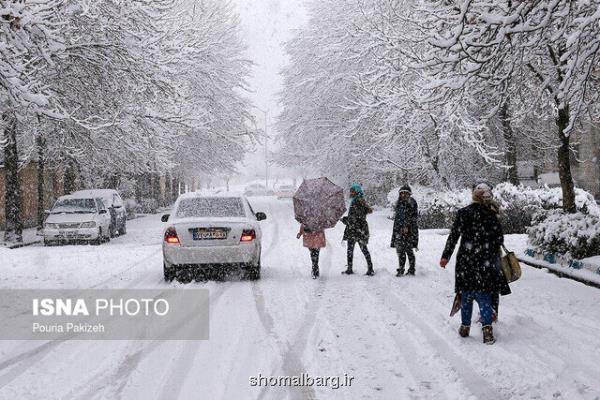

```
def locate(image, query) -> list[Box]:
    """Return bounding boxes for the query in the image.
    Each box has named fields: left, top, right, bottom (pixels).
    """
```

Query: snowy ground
left=0, top=197, right=599, bottom=400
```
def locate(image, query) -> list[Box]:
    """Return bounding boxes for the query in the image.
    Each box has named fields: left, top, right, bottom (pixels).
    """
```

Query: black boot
left=342, top=266, right=354, bottom=275
left=407, top=260, right=416, bottom=275
left=312, top=266, right=319, bottom=279
left=396, top=269, right=405, bottom=277
left=365, top=268, right=374, bottom=276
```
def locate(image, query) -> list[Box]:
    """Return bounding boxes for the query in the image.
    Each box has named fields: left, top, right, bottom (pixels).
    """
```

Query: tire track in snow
left=93, top=198, right=281, bottom=400
left=149, top=282, right=240, bottom=400
left=365, top=271, right=507, bottom=400
left=281, top=244, right=332, bottom=400
left=89, top=247, right=162, bottom=289
left=252, top=244, right=333, bottom=400
left=0, top=250, right=164, bottom=390
left=252, top=199, right=312, bottom=400
left=249, top=199, right=333, bottom=400
left=60, top=284, right=230, bottom=400
left=0, top=280, right=170, bottom=395
left=104, top=199, right=281, bottom=400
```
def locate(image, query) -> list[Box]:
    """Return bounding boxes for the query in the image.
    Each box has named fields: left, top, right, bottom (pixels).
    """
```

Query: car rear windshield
left=176, top=198, right=245, bottom=218
left=52, top=199, right=97, bottom=214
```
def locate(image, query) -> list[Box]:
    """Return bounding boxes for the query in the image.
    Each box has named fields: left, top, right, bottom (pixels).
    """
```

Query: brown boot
left=458, top=325, right=470, bottom=338
left=482, top=325, right=495, bottom=345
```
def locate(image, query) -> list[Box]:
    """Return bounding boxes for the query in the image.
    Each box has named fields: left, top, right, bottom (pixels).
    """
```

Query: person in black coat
left=341, top=183, right=374, bottom=276
left=391, top=185, right=419, bottom=276
left=439, top=183, right=505, bottom=345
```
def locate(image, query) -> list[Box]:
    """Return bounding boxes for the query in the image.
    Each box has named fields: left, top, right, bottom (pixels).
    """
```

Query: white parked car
left=161, top=192, right=267, bottom=282
left=44, top=195, right=112, bottom=245
left=244, top=183, right=274, bottom=197
left=275, top=184, right=296, bottom=199
left=71, top=189, right=127, bottom=237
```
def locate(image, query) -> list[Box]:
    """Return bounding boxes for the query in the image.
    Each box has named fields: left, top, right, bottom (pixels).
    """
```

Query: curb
left=3, top=240, right=42, bottom=249
left=518, top=256, right=600, bottom=290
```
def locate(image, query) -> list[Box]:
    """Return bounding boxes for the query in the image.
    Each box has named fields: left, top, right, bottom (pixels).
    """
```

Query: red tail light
left=240, top=229, right=256, bottom=242
left=164, top=227, right=180, bottom=244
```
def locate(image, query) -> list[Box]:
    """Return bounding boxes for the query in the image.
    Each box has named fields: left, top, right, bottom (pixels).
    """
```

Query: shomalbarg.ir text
left=250, top=373, right=354, bottom=390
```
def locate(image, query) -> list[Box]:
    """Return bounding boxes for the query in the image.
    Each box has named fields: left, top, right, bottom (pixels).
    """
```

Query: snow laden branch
left=418, top=0, right=600, bottom=211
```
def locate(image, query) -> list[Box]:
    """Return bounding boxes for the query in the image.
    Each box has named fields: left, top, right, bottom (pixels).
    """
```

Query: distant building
left=518, top=125, right=600, bottom=200
left=572, top=124, right=600, bottom=200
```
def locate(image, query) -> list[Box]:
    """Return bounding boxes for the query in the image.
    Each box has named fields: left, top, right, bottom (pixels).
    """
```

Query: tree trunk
left=106, top=173, right=120, bottom=189
left=63, top=159, right=77, bottom=194
left=500, top=99, right=519, bottom=185
left=556, top=105, right=576, bottom=213
left=134, top=174, right=143, bottom=203
left=151, top=173, right=160, bottom=204
left=172, top=174, right=180, bottom=200
left=164, top=172, right=171, bottom=205
left=36, top=132, right=46, bottom=231
left=3, top=112, right=23, bottom=243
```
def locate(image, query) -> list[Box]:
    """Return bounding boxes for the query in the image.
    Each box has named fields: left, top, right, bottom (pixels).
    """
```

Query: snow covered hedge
left=387, top=183, right=600, bottom=233
left=528, top=210, right=600, bottom=259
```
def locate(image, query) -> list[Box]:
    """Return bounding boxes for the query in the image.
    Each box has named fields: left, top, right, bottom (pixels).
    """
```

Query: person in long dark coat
left=439, top=183, right=505, bottom=345
left=341, top=183, right=374, bottom=276
left=391, top=185, right=419, bottom=276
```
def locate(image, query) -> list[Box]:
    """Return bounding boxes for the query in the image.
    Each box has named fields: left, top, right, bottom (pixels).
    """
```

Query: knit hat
left=350, top=183, right=364, bottom=195
left=472, top=182, right=493, bottom=203
left=398, top=185, right=412, bottom=194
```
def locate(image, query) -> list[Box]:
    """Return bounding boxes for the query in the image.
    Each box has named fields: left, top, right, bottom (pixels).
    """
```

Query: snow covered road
left=0, top=197, right=599, bottom=400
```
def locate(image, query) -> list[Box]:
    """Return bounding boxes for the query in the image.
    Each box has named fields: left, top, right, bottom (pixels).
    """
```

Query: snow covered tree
left=1, top=0, right=256, bottom=238
left=277, top=0, right=506, bottom=190
left=419, top=0, right=600, bottom=212
left=1, top=0, right=65, bottom=241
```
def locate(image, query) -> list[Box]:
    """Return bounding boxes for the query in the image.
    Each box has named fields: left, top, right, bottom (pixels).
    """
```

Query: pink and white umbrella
left=293, top=177, right=346, bottom=231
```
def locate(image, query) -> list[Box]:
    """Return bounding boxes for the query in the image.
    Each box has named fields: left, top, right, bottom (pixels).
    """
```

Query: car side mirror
left=161, top=214, right=170, bottom=222
left=44, top=210, right=50, bottom=216
left=256, top=212, right=267, bottom=221
left=99, top=209, right=107, bottom=214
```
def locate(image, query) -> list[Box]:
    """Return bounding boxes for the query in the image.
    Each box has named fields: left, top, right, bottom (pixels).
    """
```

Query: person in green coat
left=341, top=183, right=374, bottom=276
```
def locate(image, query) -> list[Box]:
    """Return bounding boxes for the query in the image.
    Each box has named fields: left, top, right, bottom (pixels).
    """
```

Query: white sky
left=231, top=0, right=308, bottom=184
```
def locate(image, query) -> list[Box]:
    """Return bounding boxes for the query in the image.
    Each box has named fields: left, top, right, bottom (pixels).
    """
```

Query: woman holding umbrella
left=293, top=177, right=347, bottom=279
left=341, top=183, right=374, bottom=276
left=297, top=225, right=326, bottom=279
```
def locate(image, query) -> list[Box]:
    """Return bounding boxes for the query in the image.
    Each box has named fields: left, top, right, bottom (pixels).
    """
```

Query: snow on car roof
left=57, top=194, right=99, bottom=201
left=70, top=189, right=118, bottom=199
left=177, top=191, right=245, bottom=199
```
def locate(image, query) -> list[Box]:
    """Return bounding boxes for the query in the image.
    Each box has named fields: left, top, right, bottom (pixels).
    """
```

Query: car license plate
left=192, top=228, right=227, bottom=240
left=59, top=230, right=77, bottom=236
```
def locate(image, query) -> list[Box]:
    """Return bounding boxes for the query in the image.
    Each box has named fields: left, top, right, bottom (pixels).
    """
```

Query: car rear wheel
left=120, top=222, right=127, bottom=235
left=176, top=268, right=194, bottom=284
left=163, top=262, right=176, bottom=282
left=246, top=262, right=261, bottom=280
